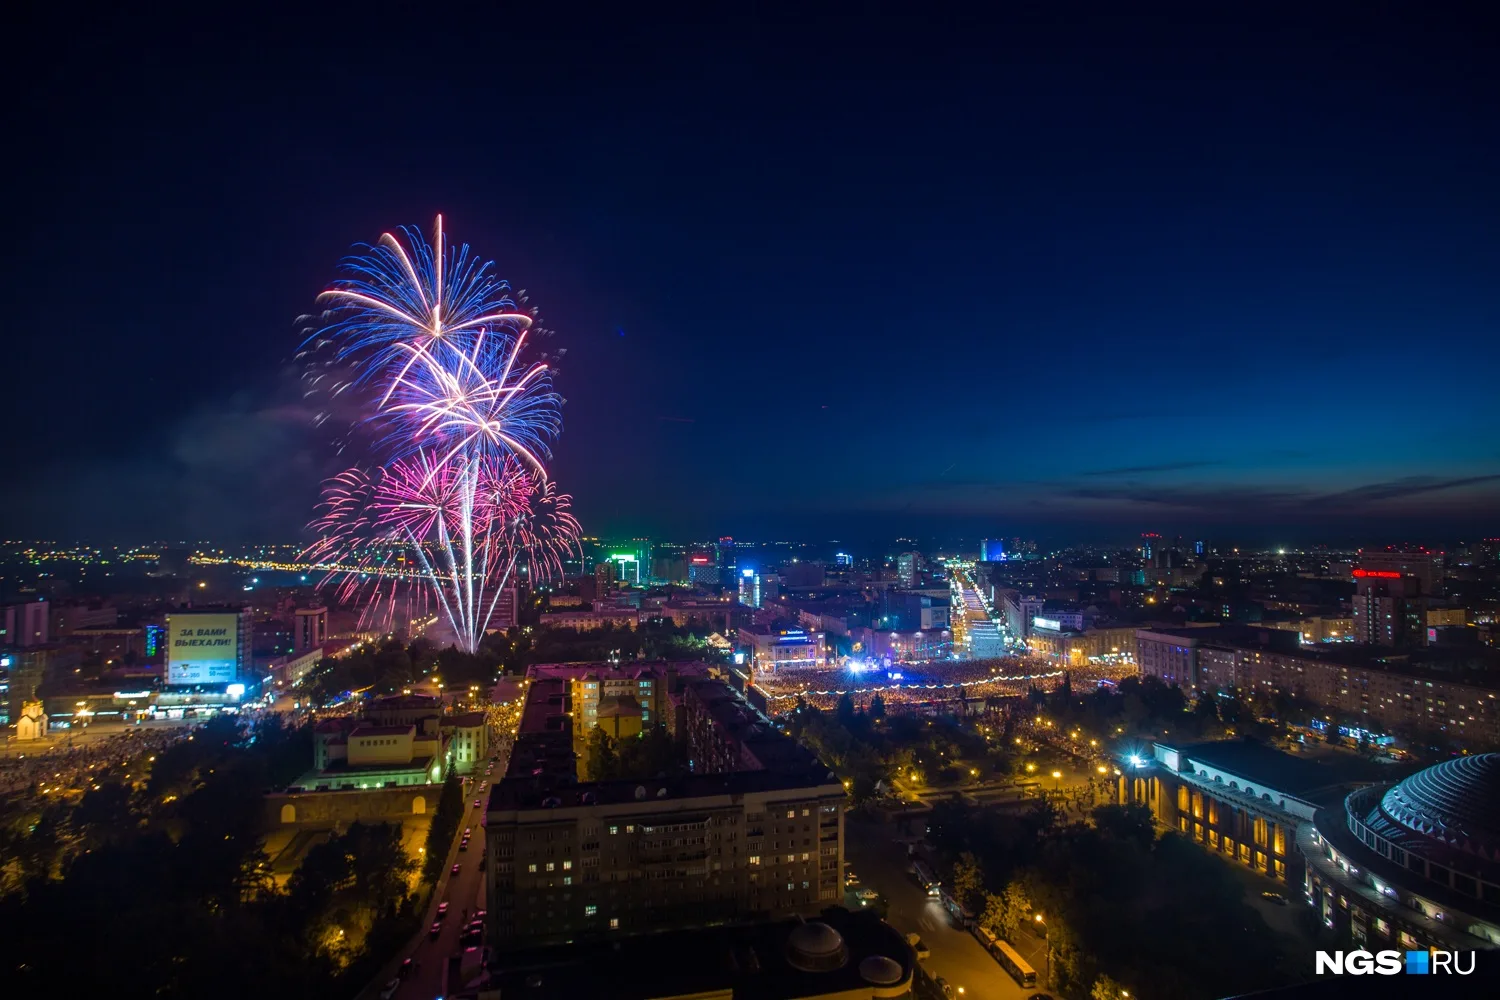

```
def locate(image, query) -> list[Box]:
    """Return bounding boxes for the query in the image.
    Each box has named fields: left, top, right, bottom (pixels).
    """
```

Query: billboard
left=167, top=612, right=242, bottom=685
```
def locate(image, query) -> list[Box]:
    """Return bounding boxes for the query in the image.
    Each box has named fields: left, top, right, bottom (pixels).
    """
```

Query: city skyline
left=6, top=6, right=1499, bottom=543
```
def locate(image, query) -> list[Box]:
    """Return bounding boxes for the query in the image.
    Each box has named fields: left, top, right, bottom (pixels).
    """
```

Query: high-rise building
left=738, top=568, right=762, bottom=608
left=716, top=536, right=737, bottom=579
left=0, top=601, right=50, bottom=647
left=896, top=552, right=920, bottom=587
left=594, top=561, right=618, bottom=596
left=492, top=587, right=519, bottom=630
left=1351, top=571, right=1427, bottom=647
left=980, top=539, right=1005, bottom=562
left=688, top=550, right=719, bottom=586
left=1357, top=549, right=1444, bottom=596
left=293, top=606, right=327, bottom=652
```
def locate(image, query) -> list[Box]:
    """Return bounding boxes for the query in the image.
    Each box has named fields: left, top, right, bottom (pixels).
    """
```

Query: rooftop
left=484, top=907, right=911, bottom=1000
left=1158, top=739, right=1383, bottom=801
left=349, top=723, right=417, bottom=737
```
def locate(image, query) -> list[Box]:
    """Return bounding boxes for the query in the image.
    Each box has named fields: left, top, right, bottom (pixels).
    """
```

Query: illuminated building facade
left=1117, top=740, right=1325, bottom=886
left=1303, top=754, right=1500, bottom=950
left=739, top=568, right=762, bottom=608
left=738, top=624, right=821, bottom=673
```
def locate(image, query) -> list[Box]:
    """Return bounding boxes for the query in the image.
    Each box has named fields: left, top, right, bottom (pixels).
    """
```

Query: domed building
left=1303, top=753, right=1500, bottom=950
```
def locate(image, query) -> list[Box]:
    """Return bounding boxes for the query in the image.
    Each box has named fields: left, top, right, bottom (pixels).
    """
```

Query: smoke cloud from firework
left=300, top=216, right=580, bottom=651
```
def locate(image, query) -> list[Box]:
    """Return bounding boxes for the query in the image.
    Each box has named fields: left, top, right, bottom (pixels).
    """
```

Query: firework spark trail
left=302, top=218, right=580, bottom=651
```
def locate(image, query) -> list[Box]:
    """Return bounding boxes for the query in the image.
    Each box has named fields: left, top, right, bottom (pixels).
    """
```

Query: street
left=371, top=737, right=510, bottom=1000
left=846, top=812, right=1032, bottom=1000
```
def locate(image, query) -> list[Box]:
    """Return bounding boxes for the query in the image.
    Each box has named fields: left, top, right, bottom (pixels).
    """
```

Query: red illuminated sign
left=690, top=556, right=712, bottom=565
left=1352, top=569, right=1402, bottom=579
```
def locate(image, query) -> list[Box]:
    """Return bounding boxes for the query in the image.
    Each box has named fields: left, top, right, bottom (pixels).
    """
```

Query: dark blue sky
left=6, top=4, right=1498, bottom=545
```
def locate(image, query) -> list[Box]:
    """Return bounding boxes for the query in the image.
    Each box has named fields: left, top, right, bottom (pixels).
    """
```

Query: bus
left=992, top=938, right=1037, bottom=988
left=912, top=861, right=941, bottom=896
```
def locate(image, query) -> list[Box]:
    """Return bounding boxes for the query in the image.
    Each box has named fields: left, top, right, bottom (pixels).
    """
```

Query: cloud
left=1081, top=460, right=1221, bottom=477
left=1304, top=474, right=1500, bottom=508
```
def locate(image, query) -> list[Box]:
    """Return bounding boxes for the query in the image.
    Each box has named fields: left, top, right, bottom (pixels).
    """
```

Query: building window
left=528, top=864, right=537, bottom=873
left=546, top=862, right=555, bottom=872
left=749, top=855, right=760, bottom=866
left=609, top=918, right=619, bottom=929
left=787, top=810, right=796, bottom=819
left=585, top=905, right=597, bottom=916
left=563, top=860, right=572, bottom=870
left=563, top=876, right=572, bottom=885
left=609, top=826, right=618, bottom=835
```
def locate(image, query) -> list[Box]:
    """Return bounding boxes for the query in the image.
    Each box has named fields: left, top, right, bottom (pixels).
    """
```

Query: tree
left=1092, top=973, right=1131, bottom=1000
left=949, top=851, right=984, bottom=911
left=868, top=693, right=886, bottom=719
left=997, top=880, right=1033, bottom=942
left=836, top=692, right=857, bottom=726
left=584, top=727, right=618, bottom=782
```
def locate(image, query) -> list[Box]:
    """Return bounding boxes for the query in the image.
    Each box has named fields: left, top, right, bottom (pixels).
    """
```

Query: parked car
left=459, top=841, right=468, bottom=852
left=399, top=958, right=413, bottom=979
left=428, top=921, right=442, bottom=940
left=451, top=863, right=461, bottom=876
left=905, top=933, right=930, bottom=960
left=437, top=902, right=449, bottom=917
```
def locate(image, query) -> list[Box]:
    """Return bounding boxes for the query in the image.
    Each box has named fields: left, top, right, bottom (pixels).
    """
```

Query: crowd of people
left=0, top=722, right=192, bottom=796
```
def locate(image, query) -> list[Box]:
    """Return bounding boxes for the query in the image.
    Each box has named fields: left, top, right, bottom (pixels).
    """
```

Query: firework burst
left=303, top=217, right=580, bottom=651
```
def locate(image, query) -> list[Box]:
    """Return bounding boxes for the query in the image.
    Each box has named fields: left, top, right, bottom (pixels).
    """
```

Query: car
left=464, top=827, right=471, bottom=836
left=459, top=841, right=468, bottom=852
left=380, top=978, right=401, bottom=999
left=473, top=799, right=481, bottom=808
left=436, top=902, right=449, bottom=917
left=451, top=863, right=461, bottom=876
left=855, top=888, right=879, bottom=900
left=429, top=921, right=442, bottom=940
left=905, top=933, right=930, bottom=960
left=474, top=908, right=487, bottom=920
left=399, top=958, right=413, bottom=979
left=935, top=976, right=955, bottom=999
left=1261, top=891, right=1289, bottom=906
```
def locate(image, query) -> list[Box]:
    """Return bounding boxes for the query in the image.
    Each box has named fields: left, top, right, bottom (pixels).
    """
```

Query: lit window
left=585, top=904, right=597, bottom=916
left=787, top=809, right=796, bottom=819
left=749, top=855, right=760, bottom=866
left=563, top=860, right=572, bottom=870
left=563, top=876, right=572, bottom=885
left=626, top=824, right=635, bottom=833
left=528, top=864, right=537, bottom=873
left=609, top=826, right=618, bottom=835
left=609, top=918, right=619, bottom=929
left=546, top=862, right=555, bottom=872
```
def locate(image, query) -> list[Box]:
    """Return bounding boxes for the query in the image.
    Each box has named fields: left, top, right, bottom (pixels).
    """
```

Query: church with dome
left=1303, top=752, right=1500, bottom=950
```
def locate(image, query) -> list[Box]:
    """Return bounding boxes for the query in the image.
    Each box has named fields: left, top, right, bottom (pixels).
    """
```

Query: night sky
left=7, top=5, right=1498, bottom=546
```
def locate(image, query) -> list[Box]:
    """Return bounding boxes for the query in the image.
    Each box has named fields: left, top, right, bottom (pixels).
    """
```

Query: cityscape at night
left=4, top=5, right=1499, bottom=1000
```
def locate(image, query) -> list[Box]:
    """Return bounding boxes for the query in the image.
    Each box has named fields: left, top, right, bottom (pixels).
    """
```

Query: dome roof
left=1380, top=753, right=1500, bottom=858
left=785, top=921, right=848, bottom=972
left=859, top=955, right=905, bottom=985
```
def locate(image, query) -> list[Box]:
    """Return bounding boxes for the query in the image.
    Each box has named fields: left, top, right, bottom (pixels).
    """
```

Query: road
left=376, top=740, right=509, bottom=1000
left=846, top=812, right=1031, bottom=1000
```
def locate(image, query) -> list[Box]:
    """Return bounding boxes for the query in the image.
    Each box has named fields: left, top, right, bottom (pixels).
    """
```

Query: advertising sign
left=167, top=613, right=241, bottom=685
